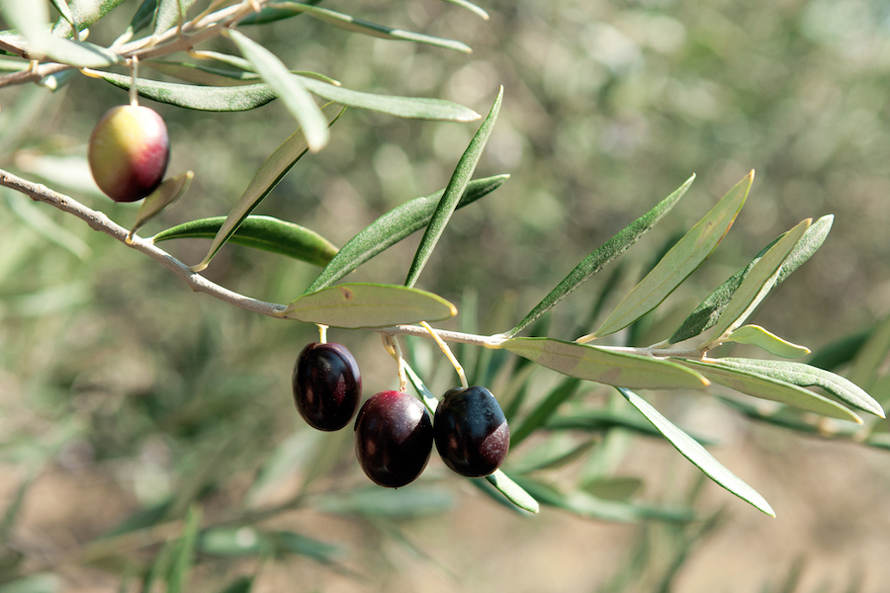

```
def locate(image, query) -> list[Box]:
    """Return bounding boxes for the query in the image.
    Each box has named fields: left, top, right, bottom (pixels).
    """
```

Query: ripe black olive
left=354, top=390, right=433, bottom=488
left=292, top=342, right=361, bottom=431
left=433, top=386, right=509, bottom=477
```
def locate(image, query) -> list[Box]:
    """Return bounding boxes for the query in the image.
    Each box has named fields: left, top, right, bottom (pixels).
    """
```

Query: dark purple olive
left=292, top=342, right=361, bottom=431
left=354, top=390, right=433, bottom=488
left=433, top=386, right=509, bottom=477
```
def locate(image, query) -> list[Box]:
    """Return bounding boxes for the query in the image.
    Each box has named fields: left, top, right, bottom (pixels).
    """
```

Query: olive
left=433, top=386, right=509, bottom=477
left=354, top=390, right=433, bottom=488
left=292, top=342, right=362, bottom=431
left=88, top=105, right=170, bottom=202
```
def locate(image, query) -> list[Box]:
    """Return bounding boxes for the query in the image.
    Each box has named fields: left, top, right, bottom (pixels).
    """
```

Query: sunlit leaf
left=713, top=358, right=884, bottom=418
left=618, top=387, right=775, bottom=516
left=144, top=60, right=260, bottom=86
left=50, top=0, right=75, bottom=26
left=511, top=475, right=692, bottom=522
left=723, top=325, right=810, bottom=358
left=154, top=0, right=197, bottom=36
left=87, top=69, right=278, bottom=111
left=282, top=283, right=457, bottom=328
left=481, top=471, right=540, bottom=514
left=502, top=337, right=710, bottom=390
left=507, top=174, right=695, bottom=337
left=670, top=215, right=833, bottom=344
left=441, top=0, right=490, bottom=19
left=226, top=29, right=329, bottom=151
left=242, top=2, right=472, bottom=53
left=306, top=175, right=508, bottom=293
left=584, top=171, right=753, bottom=341
left=128, top=171, right=193, bottom=240
left=405, top=87, right=502, bottom=288
left=697, top=218, right=811, bottom=350
left=152, top=215, right=338, bottom=267
left=678, top=359, right=862, bottom=422
left=190, top=103, right=343, bottom=272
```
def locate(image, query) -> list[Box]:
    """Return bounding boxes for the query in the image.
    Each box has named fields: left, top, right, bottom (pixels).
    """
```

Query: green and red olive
left=88, top=105, right=170, bottom=203
left=433, top=386, right=509, bottom=477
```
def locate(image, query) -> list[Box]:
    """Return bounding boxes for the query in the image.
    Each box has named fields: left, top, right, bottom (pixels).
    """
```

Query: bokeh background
left=2, top=0, right=890, bottom=591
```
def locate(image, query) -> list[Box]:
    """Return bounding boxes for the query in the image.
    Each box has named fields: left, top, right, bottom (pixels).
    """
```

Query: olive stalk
left=0, top=166, right=710, bottom=361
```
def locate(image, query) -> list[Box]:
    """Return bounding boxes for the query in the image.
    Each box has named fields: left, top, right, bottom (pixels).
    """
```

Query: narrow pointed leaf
left=698, top=218, right=811, bottom=349
left=123, top=0, right=158, bottom=39
left=670, top=215, right=833, bottom=344
left=723, top=325, right=810, bottom=359
left=481, top=471, right=540, bottom=514
left=502, top=337, right=710, bottom=390
left=190, top=103, right=343, bottom=272
left=441, top=0, right=490, bottom=19
left=507, top=175, right=695, bottom=337
left=242, top=2, right=471, bottom=53
left=405, top=88, right=502, bottom=288
left=282, top=283, right=456, bottom=328
left=297, top=75, right=480, bottom=121
left=226, top=29, right=329, bottom=151
left=50, top=0, right=76, bottom=26
left=714, top=358, right=884, bottom=418
left=152, top=215, right=338, bottom=267
left=144, top=61, right=261, bottom=86
left=87, top=69, right=277, bottom=111
left=679, top=359, right=862, bottom=422
left=306, top=175, right=508, bottom=293
left=586, top=172, right=753, bottom=340
left=128, top=170, right=193, bottom=239
left=618, top=387, right=775, bottom=516
left=153, top=0, right=197, bottom=36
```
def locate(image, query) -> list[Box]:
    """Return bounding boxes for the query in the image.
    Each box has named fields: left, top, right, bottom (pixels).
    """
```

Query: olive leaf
left=501, top=337, right=710, bottom=390
left=153, top=0, right=197, bottom=37
left=582, top=171, right=753, bottom=341
left=722, top=325, right=810, bottom=359
left=128, top=171, right=194, bottom=240
left=152, top=215, right=338, bottom=267
left=697, top=218, right=811, bottom=350
left=441, top=0, right=490, bottom=19
left=506, top=174, right=695, bottom=338
left=669, top=215, right=834, bottom=344
left=678, top=359, right=862, bottom=422
left=306, top=175, right=508, bottom=293
left=281, top=283, right=457, bottom=328
left=405, top=87, right=502, bottom=288
left=618, top=387, right=775, bottom=517
left=190, top=102, right=343, bottom=273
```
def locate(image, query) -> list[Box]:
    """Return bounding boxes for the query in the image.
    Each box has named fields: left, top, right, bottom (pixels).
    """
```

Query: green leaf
left=618, top=387, right=775, bottom=517
left=226, top=28, right=329, bottom=152
left=678, top=359, right=862, bottom=422
left=152, top=215, right=338, bottom=267
left=510, top=475, right=691, bottom=522
left=297, top=75, right=480, bottom=122
left=167, top=505, right=201, bottom=593
left=481, top=471, right=540, bottom=514
left=722, top=325, right=810, bottom=358
left=190, top=102, right=343, bottom=272
left=441, top=0, right=490, bottom=19
left=281, top=283, right=457, bottom=328
left=88, top=69, right=277, bottom=111
left=669, top=215, right=834, bottom=344
left=584, top=171, right=753, bottom=341
left=122, top=0, right=158, bottom=39
left=502, top=337, right=710, bottom=390
left=697, top=218, right=812, bottom=349
left=507, top=175, right=695, bottom=337
left=53, top=0, right=127, bottom=31
left=242, top=2, right=472, bottom=53
left=50, top=0, right=75, bottom=26
left=153, top=0, right=197, bottom=36
left=712, top=358, right=884, bottom=418
left=306, top=175, right=508, bottom=293
left=128, top=171, right=194, bottom=240
left=510, top=377, right=583, bottom=447
left=405, top=88, right=502, bottom=288
left=144, top=60, right=260, bottom=86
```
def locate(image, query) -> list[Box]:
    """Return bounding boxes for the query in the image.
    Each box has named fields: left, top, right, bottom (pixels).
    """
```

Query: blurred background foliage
left=2, top=0, right=890, bottom=591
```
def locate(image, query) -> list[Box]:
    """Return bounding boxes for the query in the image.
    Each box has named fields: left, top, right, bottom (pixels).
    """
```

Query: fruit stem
left=128, top=56, right=139, bottom=106
left=420, top=321, right=468, bottom=389
left=317, top=324, right=328, bottom=344
left=382, top=334, right=408, bottom=392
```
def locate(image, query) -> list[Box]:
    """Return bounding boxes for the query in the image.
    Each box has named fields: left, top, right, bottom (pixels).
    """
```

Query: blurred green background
left=2, top=0, right=890, bottom=591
